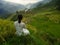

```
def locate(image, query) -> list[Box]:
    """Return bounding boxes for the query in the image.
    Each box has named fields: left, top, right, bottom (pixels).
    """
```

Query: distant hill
left=25, top=0, right=51, bottom=9
left=0, top=0, right=54, bottom=18
left=7, top=0, right=53, bottom=20
left=0, top=0, right=60, bottom=45
left=0, top=0, right=25, bottom=17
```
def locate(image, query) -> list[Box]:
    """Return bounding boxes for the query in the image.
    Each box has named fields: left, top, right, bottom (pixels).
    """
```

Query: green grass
left=0, top=9, right=60, bottom=45
left=26, top=10, right=60, bottom=45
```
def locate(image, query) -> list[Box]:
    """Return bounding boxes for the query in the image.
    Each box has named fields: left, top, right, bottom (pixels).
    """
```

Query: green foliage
left=51, top=0, right=60, bottom=10
left=0, top=1, right=60, bottom=45
left=24, top=10, right=60, bottom=45
left=0, top=19, right=15, bottom=43
left=0, top=19, right=38, bottom=45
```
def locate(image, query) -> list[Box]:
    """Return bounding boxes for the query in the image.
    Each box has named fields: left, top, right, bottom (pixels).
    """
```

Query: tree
left=51, top=0, right=60, bottom=10
left=56, top=0, right=60, bottom=10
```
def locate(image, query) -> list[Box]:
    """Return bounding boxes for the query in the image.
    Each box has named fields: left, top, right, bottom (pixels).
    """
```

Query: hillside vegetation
left=0, top=0, right=60, bottom=45
left=0, top=9, right=60, bottom=45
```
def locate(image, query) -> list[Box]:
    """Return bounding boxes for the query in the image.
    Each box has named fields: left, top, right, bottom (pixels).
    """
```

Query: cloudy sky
left=4, top=0, right=43, bottom=5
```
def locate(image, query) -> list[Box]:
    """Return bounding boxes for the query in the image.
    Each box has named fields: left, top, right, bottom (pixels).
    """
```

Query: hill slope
left=0, top=0, right=25, bottom=16
left=0, top=0, right=60, bottom=45
left=0, top=9, right=60, bottom=45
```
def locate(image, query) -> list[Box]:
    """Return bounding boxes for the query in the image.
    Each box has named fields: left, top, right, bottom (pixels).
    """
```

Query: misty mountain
left=35, top=0, right=51, bottom=7
left=25, top=0, right=51, bottom=10
left=0, top=0, right=25, bottom=16
left=0, top=0, right=52, bottom=17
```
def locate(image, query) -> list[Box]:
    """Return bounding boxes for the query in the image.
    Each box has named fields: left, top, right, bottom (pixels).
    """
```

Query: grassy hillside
left=0, top=9, right=60, bottom=45
left=0, top=19, right=36, bottom=45
left=25, top=9, right=60, bottom=45
left=0, top=1, right=60, bottom=45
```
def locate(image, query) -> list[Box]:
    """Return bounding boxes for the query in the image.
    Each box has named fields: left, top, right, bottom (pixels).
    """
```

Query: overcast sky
left=4, top=0, right=43, bottom=5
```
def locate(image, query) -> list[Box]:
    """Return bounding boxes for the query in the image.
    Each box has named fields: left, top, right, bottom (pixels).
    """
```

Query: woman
left=14, top=14, right=30, bottom=36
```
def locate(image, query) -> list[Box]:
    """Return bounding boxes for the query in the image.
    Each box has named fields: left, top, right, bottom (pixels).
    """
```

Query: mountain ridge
left=0, top=0, right=25, bottom=16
